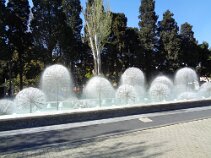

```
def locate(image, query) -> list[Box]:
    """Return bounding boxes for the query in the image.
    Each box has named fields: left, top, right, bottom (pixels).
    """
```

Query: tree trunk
left=94, top=57, right=98, bottom=75
left=95, top=35, right=101, bottom=75
left=88, top=35, right=98, bottom=75
left=96, top=47, right=101, bottom=75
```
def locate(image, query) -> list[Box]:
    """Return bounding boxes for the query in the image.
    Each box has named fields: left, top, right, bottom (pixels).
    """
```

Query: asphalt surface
left=1, top=106, right=211, bottom=154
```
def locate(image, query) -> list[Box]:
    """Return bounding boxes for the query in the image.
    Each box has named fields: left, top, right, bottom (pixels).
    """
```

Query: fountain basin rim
left=0, top=99, right=211, bottom=131
left=0, top=98, right=206, bottom=121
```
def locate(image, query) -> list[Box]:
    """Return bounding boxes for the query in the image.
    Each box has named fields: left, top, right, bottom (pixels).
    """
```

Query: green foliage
left=0, top=0, right=8, bottom=60
left=0, top=0, right=211, bottom=97
left=139, top=0, right=158, bottom=78
left=61, top=0, right=83, bottom=67
left=125, top=27, right=144, bottom=68
left=198, top=42, right=211, bottom=77
left=84, top=0, right=112, bottom=75
left=158, top=10, right=181, bottom=73
left=180, top=22, right=199, bottom=67
left=85, top=0, right=112, bottom=49
left=7, top=0, right=31, bottom=90
left=103, top=13, right=127, bottom=81
left=62, top=0, right=82, bottom=42
left=31, top=0, right=64, bottom=64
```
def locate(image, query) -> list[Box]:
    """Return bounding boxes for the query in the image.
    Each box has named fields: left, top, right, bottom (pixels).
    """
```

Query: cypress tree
left=104, top=13, right=127, bottom=82
left=138, top=0, right=158, bottom=79
left=31, top=0, right=64, bottom=65
left=180, top=22, right=198, bottom=67
left=125, top=27, right=144, bottom=68
left=62, top=0, right=82, bottom=42
left=158, top=10, right=181, bottom=73
left=0, top=0, right=6, bottom=97
left=7, top=0, right=31, bottom=90
left=61, top=0, right=83, bottom=68
left=198, top=42, right=211, bottom=77
left=0, top=0, right=8, bottom=60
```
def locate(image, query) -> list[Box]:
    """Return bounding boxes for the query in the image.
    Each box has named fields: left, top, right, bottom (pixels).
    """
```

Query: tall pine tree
left=61, top=0, right=83, bottom=68
left=31, top=0, right=64, bottom=65
left=103, top=13, right=127, bottom=83
left=125, top=27, right=144, bottom=68
left=158, top=10, right=181, bottom=73
left=180, top=22, right=198, bottom=67
left=138, top=0, right=158, bottom=79
left=0, top=0, right=8, bottom=60
left=7, top=0, right=31, bottom=90
left=198, top=42, right=211, bottom=77
left=0, top=0, right=7, bottom=97
left=62, top=0, right=82, bottom=42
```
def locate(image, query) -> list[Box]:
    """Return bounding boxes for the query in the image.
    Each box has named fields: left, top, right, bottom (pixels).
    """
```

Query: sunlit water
left=0, top=66, right=210, bottom=116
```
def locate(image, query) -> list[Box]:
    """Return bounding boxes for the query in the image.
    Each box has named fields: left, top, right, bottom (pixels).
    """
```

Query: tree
left=60, top=0, right=83, bottom=68
left=0, top=0, right=8, bottom=59
left=198, top=42, right=211, bottom=77
left=158, top=10, right=181, bottom=73
left=125, top=27, right=144, bottom=68
left=103, top=13, right=127, bottom=83
left=0, top=0, right=7, bottom=97
left=138, top=0, right=158, bottom=79
left=7, top=0, right=31, bottom=90
left=62, top=0, right=82, bottom=42
left=84, top=0, right=112, bottom=75
left=180, top=22, right=199, bottom=67
left=31, top=0, right=64, bottom=65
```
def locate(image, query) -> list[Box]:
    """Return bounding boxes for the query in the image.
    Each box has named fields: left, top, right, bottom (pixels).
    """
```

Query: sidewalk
left=1, top=118, right=211, bottom=158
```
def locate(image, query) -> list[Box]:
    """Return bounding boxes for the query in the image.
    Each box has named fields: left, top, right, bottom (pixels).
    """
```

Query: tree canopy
left=0, top=0, right=210, bottom=97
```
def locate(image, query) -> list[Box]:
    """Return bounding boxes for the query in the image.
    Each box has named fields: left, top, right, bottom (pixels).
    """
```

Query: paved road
left=1, top=106, right=211, bottom=155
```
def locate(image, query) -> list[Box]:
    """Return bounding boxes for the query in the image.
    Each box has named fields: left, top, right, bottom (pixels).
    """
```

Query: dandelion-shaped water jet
left=151, top=76, right=173, bottom=88
left=15, top=87, right=46, bottom=113
left=83, top=76, right=115, bottom=107
left=116, top=84, right=138, bottom=105
left=0, top=99, right=15, bottom=115
left=121, top=67, right=145, bottom=87
left=41, top=64, right=74, bottom=109
left=149, top=83, right=171, bottom=102
left=121, top=67, right=146, bottom=100
left=174, top=67, right=199, bottom=94
left=198, top=82, right=211, bottom=99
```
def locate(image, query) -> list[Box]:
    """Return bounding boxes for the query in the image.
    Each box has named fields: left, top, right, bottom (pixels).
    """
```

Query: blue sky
left=29, top=0, right=211, bottom=45
left=80, top=0, right=211, bottom=45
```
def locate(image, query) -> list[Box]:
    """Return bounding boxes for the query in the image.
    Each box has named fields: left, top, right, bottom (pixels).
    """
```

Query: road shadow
left=0, top=123, right=139, bottom=154
left=1, top=129, right=170, bottom=158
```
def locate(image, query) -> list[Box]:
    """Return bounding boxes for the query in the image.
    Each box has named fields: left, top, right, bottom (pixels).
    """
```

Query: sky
left=80, top=0, right=211, bottom=46
left=29, top=0, right=211, bottom=45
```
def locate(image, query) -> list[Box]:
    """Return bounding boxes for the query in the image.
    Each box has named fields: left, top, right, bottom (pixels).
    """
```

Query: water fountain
left=174, top=67, right=199, bottom=94
left=198, top=82, right=211, bottom=98
left=121, top=67, right=145, bottom=87
left=149, top=83, right=171, bottom=102
left=15, top=87, right=46, bottom=113
left=83, top=76, right=115, bottom=107
left=116, top=84, right=138, bottom=104
left=120, top=67, right=146, bottom=101
left=41, top=64, right=74, bottom=102
left=0, top=99, right=15, bottom=115
left=151, top=76, right=173, bottom=88
left=0, top=65, right=210, bottom=116
left=177, top=92, right=198, bottom=101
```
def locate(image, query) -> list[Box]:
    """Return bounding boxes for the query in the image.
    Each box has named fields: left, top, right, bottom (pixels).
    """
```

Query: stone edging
left=0, top=99, right=211, bottom=131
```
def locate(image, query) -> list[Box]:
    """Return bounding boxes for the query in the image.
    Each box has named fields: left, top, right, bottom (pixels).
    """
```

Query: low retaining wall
left=0, top=99, right=211, bottom=131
